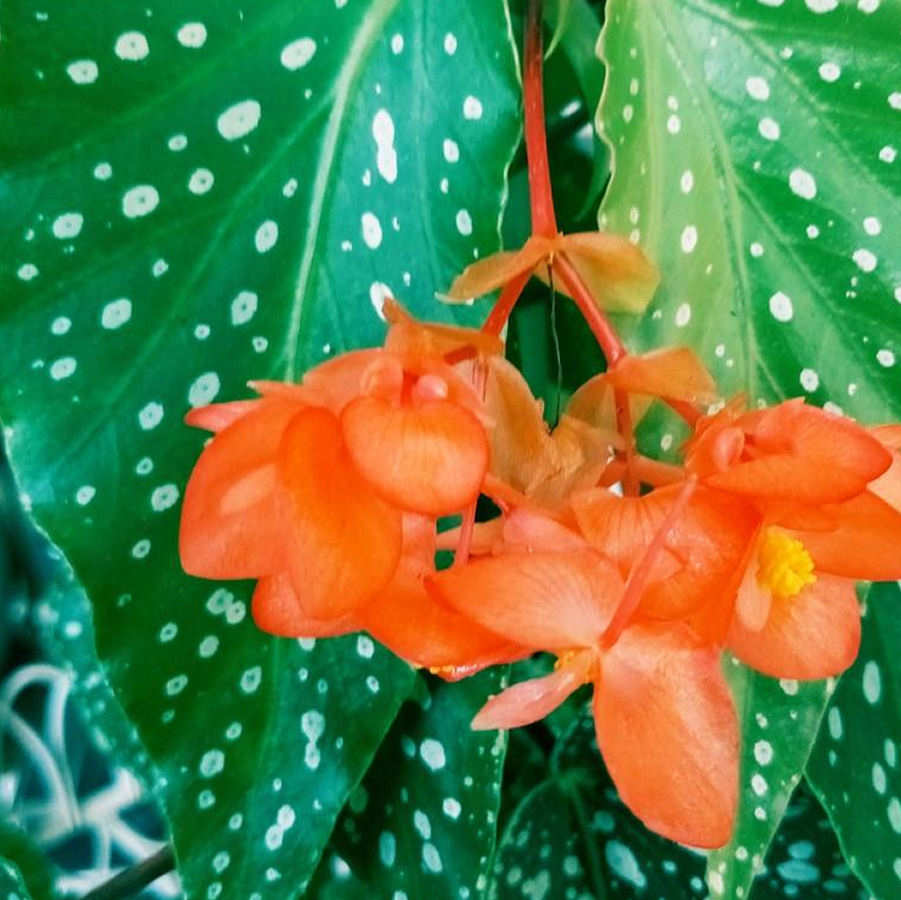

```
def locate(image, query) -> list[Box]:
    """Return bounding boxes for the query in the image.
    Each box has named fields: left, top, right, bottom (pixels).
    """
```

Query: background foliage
left=1, top=0, right=899, bottom=897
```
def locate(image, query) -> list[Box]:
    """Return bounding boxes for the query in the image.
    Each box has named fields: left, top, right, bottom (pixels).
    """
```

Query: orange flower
left=179, top=309, right=519, bottom=672
left=682, top=398, right=901, bottom=677
left=428, top=504, right=738, bottom=848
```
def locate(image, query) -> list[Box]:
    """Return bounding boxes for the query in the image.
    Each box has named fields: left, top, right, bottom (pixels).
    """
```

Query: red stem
left=481, top=268, right=532, bottom=336
left=553, top=253, right=627, bottom=366
left=524, top=0, right=557, bottom=238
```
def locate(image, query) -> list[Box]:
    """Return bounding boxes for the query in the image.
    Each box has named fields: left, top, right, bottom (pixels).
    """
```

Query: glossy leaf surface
left=0, top=0, right=520, bottom=895
left=807, top=583, right=901, bottom=899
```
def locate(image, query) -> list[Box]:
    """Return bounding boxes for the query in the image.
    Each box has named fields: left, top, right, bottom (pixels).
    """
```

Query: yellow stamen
left=756, top=528, right=816, bottom=601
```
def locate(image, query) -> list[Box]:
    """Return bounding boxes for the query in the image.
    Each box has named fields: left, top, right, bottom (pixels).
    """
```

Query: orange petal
left=727, top=574, right=860, bottom=680
left=445, top=236, right=552, bottom=300
left=549, top=232, right=659, bottom=313
left=252, top=573, right=359, bottom=637
left=605, top=348, right=717, bottom=405
left=428, top=550, right=622, bottom=650
left=185, top=399, right=260, bottom=432
left=870, top=449, right=901, bottom=513
left=709, top=401, right=892, bottom=504
left=566, top=373, right=652, bottom=433
left=501, top=508, right=587, bottom=553
left=572, top=485, right=759, bottom=620
left=278, top=408, right=402, bottom=618
left=341, top=395, right=488, bottom=516
left=471, top=653, right=593, bottom=730
left=359, top=565, right=524, bottom=673
left=595, top=623, right=738, bottom=848
left=383, top=299, right=504, bottom=359
left=734, top=545, right=772, bottom=632
left=872, top=424, right=901, bottom=450
left=795, top=491, right=901, bottom=580
left=179, top=400, right=302, bottom=579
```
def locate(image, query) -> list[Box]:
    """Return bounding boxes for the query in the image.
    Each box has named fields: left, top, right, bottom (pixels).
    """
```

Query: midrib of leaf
left=285, top=0, right=403, bottom=381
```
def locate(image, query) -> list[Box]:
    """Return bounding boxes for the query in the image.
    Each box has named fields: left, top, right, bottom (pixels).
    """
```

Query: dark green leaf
left=0, top=0, right=521, bottom=894
left=309, top=669, right=508, bottom=900
left=807, top=583, right=901, bottom=899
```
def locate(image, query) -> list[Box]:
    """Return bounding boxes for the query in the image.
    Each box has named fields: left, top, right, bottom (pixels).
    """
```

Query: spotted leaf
left=308, top=670, right=508, bottom=899
left=0, top=0, right=520, bottom=896
left=807, top=583, right=901, bottom=898
left=597, top=1, right=900, bottom=893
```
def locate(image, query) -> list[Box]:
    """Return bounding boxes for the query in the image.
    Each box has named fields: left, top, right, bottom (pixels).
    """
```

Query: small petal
left=566, top=374, right=651, bottom=434
left=472, top=653, right=593, bottom=730
left=429, top=550, right=623, bottom=650
left=383, top=299, right=504, bottom=359
left=180, top=400, right=302, bottom=579
left=341, top=395, right=488, bottom=516
left=446, top=236, right=552, bottom=300
left=796, top=492, right=901, bottom=580
left=185, top=399, right=259, bottom=432
left=551, top=232, right=659, bottom=313
left=252, top=573, right=358, bottom=637
left=278, top=407, right=402, bottom=618
left=595, top=623, right=738, bottom=848
left=605, top=348, right=717, bottom=405
left=727, top=574, right=860, bottom=680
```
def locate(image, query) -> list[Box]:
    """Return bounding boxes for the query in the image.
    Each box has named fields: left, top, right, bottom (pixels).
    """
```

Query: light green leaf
left=0, top=0, right=520, bottom=895
left=309, top=669, right=508, bottom=900
left=807, top=583, right=901, bottom=899
left=707, top=661, right=831, bottom=900
left=597, top=0, right=901, bottom=893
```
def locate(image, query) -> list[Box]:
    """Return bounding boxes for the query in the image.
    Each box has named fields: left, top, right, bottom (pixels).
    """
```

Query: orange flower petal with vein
left=429, top=550, right=622, bottom=650
left=445, top=236, right=553, bottom=300
left=572, top=485, right=758, bottom=620
left=550, top=232, right=659, bottom=313
left=472, top=654, right=593, bottom=730
left=605, top=348, right=717, bottom=405
left=180, top=400, right=303, bottom=579
left=594, top=623, right=738, bottom=848
left=341, top=396, right=488, bottom=516
left=252, top=573, right=358, bottom=637
left=727, top=575, right=860, bottom=680
left=707, top=402, right=891, bottom=503
left=794, top=491, right=901, bottom=580
left=278, top=407, right=402, bottom=618
left=360, top=569, right=523, bottom=674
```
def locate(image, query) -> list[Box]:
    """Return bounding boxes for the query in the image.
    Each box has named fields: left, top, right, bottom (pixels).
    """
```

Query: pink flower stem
left=481, top=269, right=532, bottom=336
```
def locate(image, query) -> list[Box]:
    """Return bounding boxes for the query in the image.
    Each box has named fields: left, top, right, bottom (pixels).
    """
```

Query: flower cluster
left=177, top=1, right=901, bottom=850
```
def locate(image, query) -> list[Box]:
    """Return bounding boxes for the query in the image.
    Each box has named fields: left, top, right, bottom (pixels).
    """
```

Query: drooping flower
left=428, top=505, right=738, bottom=848
left=179, top=306, right=520, bottom=672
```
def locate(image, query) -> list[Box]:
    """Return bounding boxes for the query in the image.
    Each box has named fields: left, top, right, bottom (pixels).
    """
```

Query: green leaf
left=597, top=0, right=901, bottom=893
left=707, top=661, right=831, bottom=900
left=807, top=582, right=901, bottom=898
left=308, top=669, right=508, bottom=900
left=493, top=711, right=706, bottom=899
left=0, top=857, right=32, bottom=900
left=0, top=0, right=520, bottom=895
left=597, top=0, right=901, bottom=414
left=0, top=826, right=53, bottom=900
left=749, top=781, right=866, bottom=900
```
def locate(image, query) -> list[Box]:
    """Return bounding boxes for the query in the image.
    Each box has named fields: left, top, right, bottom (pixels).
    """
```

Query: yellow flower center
left=756, top=528, right=816, bottom=601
